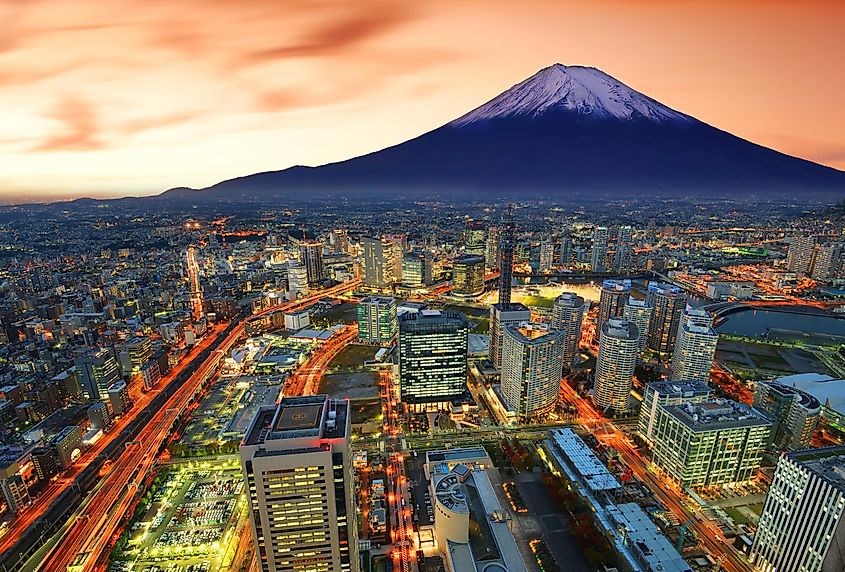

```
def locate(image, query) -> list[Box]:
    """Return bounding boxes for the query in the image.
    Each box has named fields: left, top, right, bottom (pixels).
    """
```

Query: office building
left=591, top=226, right=609, bottom=272
left=593, top=318, right=639, bottom=415
left=489, top=303, right=530, bottom=369
left=398, top=310, right=469, bottom=409
left=597, top=279, right=631, bottom=331
left=500, top=322, right=564, bottom=420
left=498, top=215, right=515, bottom=305
left=32, top=446, right=59, bottom=482
left=88, top=401, right=111, bottom=430
left=786, top=234, right=816, bottom=276
left=638, top=380, right=712, bottom=445
left=361, top=236, right=402, bottom=289
left=485, top=226, right=500, bottom=272
left=646, top=283, right=687, bottom=356
left=356, top=297, right=397, bottom=345
left=622, top=298, right=652, bottom=353
left=753, top=380, right=821, bottom=451
left=124, top=336, right=152, bottom=374
left=539, top=240, right=555, bottom=272
left=463, top=220, right=486, bottom=256
left=452, top=254, right=485, bottom=298
left=298, top=240, right=324, bottom=286
left=812, top=242, right=843, bottom=282
left=49, top=425, right=84, bottom=469
left=287, top=261, right=308, bottom=296
left=559, top=234, right=573, bottom=266
left=108, top=380, right=132, bottom=416
left=751, top=447, right=845, bottom=572
left=613, top=225, right=634, bottom=272
left=75, top=348, right=121, bottom=400
left=401, top=250, right=433, bottom=287
left=331, top=229, right=349, bottom=255
left=551, top=292, right=585, bottom=366
left=651, top=400, right=771, bottom=487
left=670, top=320, right=718, bottom=383
left=240, top=395, right=358, bottom=572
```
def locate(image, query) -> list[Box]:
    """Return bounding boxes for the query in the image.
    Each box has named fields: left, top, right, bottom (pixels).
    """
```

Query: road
left=284, top=324, right=358, bottom=397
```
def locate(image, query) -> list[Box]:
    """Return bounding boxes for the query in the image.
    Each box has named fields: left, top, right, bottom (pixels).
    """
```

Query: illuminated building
left=651, top=400, right=770, bottom=487
left=240, top=395, right=358, bottom=572
left=551, top=292, right=585, bottom=366
left=622, top=298, right=651, bottom=353
left=331, top=229, right=349, bottom=254
left=357, top=296, right=397, bottom=345
left=500, top=322, right=564, bottom=420
left=463, top=220, right=486, bottom=256
left=485, top=226, right=500, bottom=271
left=597, top=279, right=631, bottom=331
left=107, top=380, right=132, bottom=416
left=299, top=240, right=324, bottom=286
left=669, top=320, right=718, bottom=383
left=87, top=401, right=111, bottom=430
left=32, top=446, right=59, bottom=482
left=751, top=447, right=845, bottom=572
left=613, top=225, right=634, bottom=272
left=287, top=261, right=308, bottom=296
left=786, top=234, right=816, bottom=276
left=489, top=215, right=530, bottom=368
left=681, top=304, right=713, bottom=328
left=361, top=236, right=402, bottom=289
left=124, top=336, right=152, bottom=374
left=590, top=226, right=609, bottom=272
left=539, top=239, right=555, bottom=272
left=753, top=380, right=820, bottom=451
left=646, top=283, right=686, bottom=356
left=811, top=242, right=843, bottom=282
left=638, top=380, right=711, bottom=445
left=398, top=310, right=468, bottom=410
left=75, top=348, right=121, bottom=400
left=593, top=318, right=639, bottom=415
left=49, top=425, right=83, bottom=470
left=401, top=250, right=433, bottom=287
left=452, top=254, right=485, bottom=298
left=559, top=234, right=573, bottom=266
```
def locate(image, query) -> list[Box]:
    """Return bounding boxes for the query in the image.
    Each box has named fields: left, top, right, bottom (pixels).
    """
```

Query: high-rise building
left=551, top=292, right=585, bottom=366
left=669, top=320, right=718, bottom=383
left=75, top=349, right=121, bottom=400
left=124, top=336, right=152, bottom=373
left=452, top=254, right=485, bottom=298
left=753, top=380, right=821, bottom=451
left=681, top=305, right=713, bottom=329
left=485, top=226, right=500, bottom=272
left=559, top=234, right=573, bottom=267
left=501, top=322, right=564, bottom=420
left=107, top=380, right=132, bottom=416
left=362, top=236, right=401, bottom=289
left=613, top=225, right=634, bottom=272
left=651, top=400, right=770, bottom=487
left=299, top=241, right=324, bottom=286
left=88, top=401, right=111, bottom=430
left=593, top=318, right=639, bottom=415
left=357, top=297, right=397, bottom=345
left=597, top=279, right=631, bottom=331
left=381, top=235, right=404, bottom=286
left=31, top=446, right=59, bottom=482
left=398, top=310, right=468, bottom=409
left=751, top=447, right=845, bottom=572
left=638, top=380, right=712, bottom=445
left=498, top=215, right=515, bottom=306
left=331, top=229, right=349, bottom=255
left=786, top=234, right=816, bottom=276
left=590, top=226, right=609, bottom=272
left=489, top=304, right=530, bottom=369
left=287, top=261, right=308, bottom=296
left=402, top=250, right=433, bottom=287
left=539, top=240, right=555, bottom=272
left=622, top=298, right=652, bottom=353
left=811, top=242, right=843, bottom=282
left=646, top=283, right=687, bottom=356
left=240, top=395, right=358, bottom=572
left=49, top=425, right=84, bottom=469
left=463, top=220, right=486, bottom=256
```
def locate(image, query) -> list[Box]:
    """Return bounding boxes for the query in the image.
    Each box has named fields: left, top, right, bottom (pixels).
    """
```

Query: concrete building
left=622, top=298, right=652, bottom=353
left=240, top=395, right=358, bottom=572
left=485, top=226, right=500, bottom=272
left=298, top=240, right=324, bottom=286
left=356, top=296, right=397, bottom=345
left=591, top=226, right=609, bottom=272
left=613, top=225, right=634, bottom=272
left=286, top=261, right=308, bottom=297
left=88, top=401, right=111, bottom=430
left=463, top=220, right=486, bottom=256
left=772, top=373, right=845, bottom=429
left=500, top=322, right=564, bottom=420
left=452, top=254, right=485, bottom=298
left=670, top=320, right=718, bottom=383
left=361, top=235, right=402, bottom=289
left=753, top=380, right=821, bottom=451
left=551, top=292, right=585, bottom=366
left=652, top=400, right=771, bottom=487
left=75, top=348, right=121, bottom=400
left=646, top=283, right=687, bottom=356
left=539, top=239, right=555, bottom=272
left=401, top=250, right=433, bottom=287
left=283, top=309, right=310, bottom=331
left=107, top=380, right=132, bottom=416
left=488, top=303, right=530, bottom=370
left=812, top=242, right=843, bottom=283
left=786, top=234, right=816, bottom=276
left=597, top=279, right=631, bottom=331
left=49, top=425, right=84, bottom=470
left=593, top=318, right=639, bottom=415
left=638, top=380, right=712, bottom=445
left=682, top=305, right=713, bottom=329
left=751, top=446, right=845, bottom=572
left=398, top=310, right=468, bottom=409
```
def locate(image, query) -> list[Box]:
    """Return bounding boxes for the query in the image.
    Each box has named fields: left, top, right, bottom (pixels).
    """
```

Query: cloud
left=31, top=96, right=103, bottom=152
left=121, top=112, right=199, bottom=136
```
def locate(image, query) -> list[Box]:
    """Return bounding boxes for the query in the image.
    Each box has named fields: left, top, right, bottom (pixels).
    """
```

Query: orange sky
left=1, top=0, right=843, bottom=201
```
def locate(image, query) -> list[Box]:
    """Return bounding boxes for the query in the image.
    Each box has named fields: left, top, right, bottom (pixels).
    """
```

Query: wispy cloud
left=31, top=95, right=103, bottom=152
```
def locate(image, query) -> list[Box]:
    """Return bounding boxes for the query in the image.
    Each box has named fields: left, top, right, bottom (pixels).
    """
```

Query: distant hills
left=161, top=63, right=844, bottom=202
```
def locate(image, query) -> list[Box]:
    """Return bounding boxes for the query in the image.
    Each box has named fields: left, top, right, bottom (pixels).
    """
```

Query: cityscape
left=1, top=2, right=845, bottom=572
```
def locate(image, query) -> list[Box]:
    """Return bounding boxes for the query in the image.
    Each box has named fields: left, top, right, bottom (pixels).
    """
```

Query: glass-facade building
left=356, top=296, right=397, bottom=345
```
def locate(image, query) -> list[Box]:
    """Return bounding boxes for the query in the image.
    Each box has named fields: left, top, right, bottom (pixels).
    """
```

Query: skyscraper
left=361, top=236, right=402, bottom=289
left=501, top=322, right=564, bottom=420
left=539, top=240, right=555, bottom=272
left=597, top=279, right=631, bottom=331
left=402, top=250, right=433, bottom=287
left=681, top=304, right=713, bottom=329
left=559, top=234, right=573, bottom=267
left=498, top=215, right=515, bottom=306
left=240, top=395, right=358, bottom=572
left=613, top=225, right=634, bottom=272
left=287, top=261, right=308, bottom=297
left=551, top=292, right=585, bottom=366
left=463, top=220, right=486, bottom=256
left=786, top=234, right=816, bottom=276
left=357, top=297, right=397, bottom=345
left=398, top=310, right=469, bottom=410
left=299, top=240, right=324, bottom=286
left=622, top=298, right=652, bottom=353
left=331, top=229, right=349, bottom=254
left=489, top=213, right=530, bottom=369
left=485, top=226, right=500, bottom=272
left=753, top=380, right=821, bottom=451
left=811, top=242, right=843, bottom=282
left=75, top=349, right=121, bottom=400
left=646, top=283, right=687, bottom=356
left=669, top=320, right=718, bottom=383
left=751, top=447, right=845, bottom=572
left=593, top=318, right=639, bottom=415
left=590, top=226, right=609, bottom=272
left=452, top=254, right=485, bottom=297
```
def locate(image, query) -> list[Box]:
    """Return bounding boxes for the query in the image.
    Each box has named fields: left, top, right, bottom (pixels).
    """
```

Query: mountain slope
left=163, top=64, right=844, bottom=201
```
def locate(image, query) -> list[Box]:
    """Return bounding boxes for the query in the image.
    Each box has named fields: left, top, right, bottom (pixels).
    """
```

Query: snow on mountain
left=452, top=63, right=693, bottom=126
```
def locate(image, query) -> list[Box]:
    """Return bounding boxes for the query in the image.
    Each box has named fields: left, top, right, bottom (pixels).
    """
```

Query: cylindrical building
left=552, top=292, right=585, bottom=366
left=593, top=318, right=639, bottom=415
left=597, top=279, right=631, bottom=331
left=452, top=254, right=486, bottom=298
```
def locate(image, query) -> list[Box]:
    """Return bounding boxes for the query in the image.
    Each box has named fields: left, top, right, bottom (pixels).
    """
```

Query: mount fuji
left=163, top=63, right=844, bottom=201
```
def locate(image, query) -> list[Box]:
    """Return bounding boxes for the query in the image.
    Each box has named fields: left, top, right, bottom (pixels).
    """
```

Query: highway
left=284, top=324, right=358, bottom=397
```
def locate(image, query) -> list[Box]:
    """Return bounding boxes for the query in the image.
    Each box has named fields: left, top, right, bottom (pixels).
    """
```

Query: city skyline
left=2, top=0, right=845, bottom=202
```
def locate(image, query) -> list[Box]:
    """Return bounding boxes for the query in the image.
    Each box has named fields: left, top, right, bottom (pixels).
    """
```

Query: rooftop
left=602, top=317, right=639, bottom=341
left=607, top=503, right=692, bottom=572
left=788, top=446, right=845, bottom=490
left=663, top=399, right=771, bottom=431
left=505, top=321, right=562, bottom=344
left=243, top=395, right=348, bottom=446
left=778, top=373, right=845, bottom=415
left=646, top=380, right=712, bottom=399
left=549, top=428, right=621, bottom=492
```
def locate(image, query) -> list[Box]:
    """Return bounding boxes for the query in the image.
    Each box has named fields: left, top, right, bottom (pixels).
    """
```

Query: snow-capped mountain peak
left=452, top=63, right=693, bottom=126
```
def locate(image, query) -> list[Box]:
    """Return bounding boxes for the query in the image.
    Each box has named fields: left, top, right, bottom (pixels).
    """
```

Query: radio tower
left=187, top=246, right=204, bottom=322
